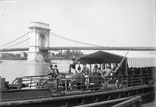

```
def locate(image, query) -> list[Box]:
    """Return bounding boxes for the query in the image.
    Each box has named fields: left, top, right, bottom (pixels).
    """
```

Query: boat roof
left=79, top=51, right=124, bottom=64
left=80, top=51, right=156, bottom=68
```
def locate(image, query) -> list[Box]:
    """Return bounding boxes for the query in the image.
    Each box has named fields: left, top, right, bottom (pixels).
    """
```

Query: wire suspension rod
left=0, top=32, right=29, bottom=48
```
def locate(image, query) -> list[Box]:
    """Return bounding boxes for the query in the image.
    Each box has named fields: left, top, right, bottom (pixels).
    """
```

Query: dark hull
left=0, top=85, right=155, bottom=107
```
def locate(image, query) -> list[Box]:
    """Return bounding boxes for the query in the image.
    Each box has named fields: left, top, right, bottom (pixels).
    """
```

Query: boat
left=0, top=51, right=155, bottom=107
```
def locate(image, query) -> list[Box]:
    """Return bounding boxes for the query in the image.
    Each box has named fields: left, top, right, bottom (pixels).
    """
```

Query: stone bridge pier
left=28, top=22, right=50, bottom=62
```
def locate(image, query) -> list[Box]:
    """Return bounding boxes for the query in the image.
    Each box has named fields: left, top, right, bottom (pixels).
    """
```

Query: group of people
left=47, top=56, right=124, bottom=89
left=68, top=57, right=115, bottom=83
left=48, top=64, right=59, bottom=78
left=68, top=56, right=114, bottom=78
left=69, top=57, right=90, bottom=75
left=48, top=58, right=121, bottom=81
left=93, top=64, right=112, bottom=77
left=89, top=64, right=125, bottom=89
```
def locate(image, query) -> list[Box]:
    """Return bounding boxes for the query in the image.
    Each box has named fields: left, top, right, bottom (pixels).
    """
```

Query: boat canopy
left=125, top=51, right=156, bottom=68
left=80, top=51, right=156, bottom=68
left=79, top=51, right=124, bottom=64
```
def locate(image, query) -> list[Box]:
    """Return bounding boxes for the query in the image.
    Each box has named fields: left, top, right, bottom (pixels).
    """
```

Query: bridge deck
left=0, top=46, right=156, bottom=52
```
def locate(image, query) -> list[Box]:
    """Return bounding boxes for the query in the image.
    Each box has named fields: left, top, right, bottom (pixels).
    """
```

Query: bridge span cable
left=0, top=32, right=29, bottom=48
left=2, top=38, right=30, bottom=49
left=51, top=32, right=102, bottom=47
left=50, top=33, right=156, bottom=51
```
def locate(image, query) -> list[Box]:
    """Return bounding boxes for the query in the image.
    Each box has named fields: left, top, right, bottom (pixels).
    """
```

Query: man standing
left=75, top=61, right=84, bottom=73
left=102, top=65, right=112, bottom=77
left=54, top=65, right=59, bottom=76
left=68, top=56, right=78, bottom=74
left=82, top=64, right=90, bottom=76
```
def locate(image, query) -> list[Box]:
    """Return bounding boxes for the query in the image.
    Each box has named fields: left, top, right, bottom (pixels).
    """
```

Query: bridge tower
left=28, top=22, right=50, bottom=62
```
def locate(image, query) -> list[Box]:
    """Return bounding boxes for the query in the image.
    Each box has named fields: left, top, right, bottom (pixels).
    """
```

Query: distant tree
left=48, top=50, right=84, bottom=60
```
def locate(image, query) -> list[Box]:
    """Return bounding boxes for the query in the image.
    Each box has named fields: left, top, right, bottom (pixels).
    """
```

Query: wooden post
left=89, top=60, right=91, bottom=72
left=100, top=63, right=102, bottom=70
left=17, top=78, right=22, bottom=89
left=0, top=77, right=7, bottom=90
left=102, top=63, right=104, bottom=70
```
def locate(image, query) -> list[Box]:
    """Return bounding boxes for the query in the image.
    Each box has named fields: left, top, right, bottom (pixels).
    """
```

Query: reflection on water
left=0, top=60, right=71, bottom=82
left=142, top=101, right=155, bottom=107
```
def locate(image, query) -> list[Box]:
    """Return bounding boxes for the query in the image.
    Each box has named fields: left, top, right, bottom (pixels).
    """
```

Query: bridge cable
left=51, top=32, right=103, bottom=47
left=0, top=32, right=29, bottom=48
left=51, top=33, right=156, bottom=51
left=2, top=38, right=30, bottom=49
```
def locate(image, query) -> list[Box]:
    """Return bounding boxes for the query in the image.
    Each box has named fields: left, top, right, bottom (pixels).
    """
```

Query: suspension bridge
left=0, top=22, right=155, bottom=62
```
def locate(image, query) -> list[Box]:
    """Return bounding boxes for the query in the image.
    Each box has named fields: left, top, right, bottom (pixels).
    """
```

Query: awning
left=79, top=51, right=124, bottom=64
left=108, top=51, right=156, bottom=68
left=126, top=51, right=156, bottom=68
left=127, top=57, right=155, bottom=68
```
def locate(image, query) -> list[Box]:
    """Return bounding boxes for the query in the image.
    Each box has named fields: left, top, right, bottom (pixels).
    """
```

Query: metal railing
left=11, top=74, right=155, bottom=94
left=12, top=75, right=49, bottom=89
left=112, top=96, right=142, bottom=107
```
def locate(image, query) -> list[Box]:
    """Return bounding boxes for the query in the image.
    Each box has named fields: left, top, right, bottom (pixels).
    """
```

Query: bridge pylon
left=28, top=22, right=50, bottom=62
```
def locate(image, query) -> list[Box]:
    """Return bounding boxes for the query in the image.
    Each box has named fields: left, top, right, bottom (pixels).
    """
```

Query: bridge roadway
left=0, top=46, right=156, bottom=52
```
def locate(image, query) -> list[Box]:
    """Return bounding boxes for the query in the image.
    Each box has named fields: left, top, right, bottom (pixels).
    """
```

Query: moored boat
left=0, top=51, right=155, bottom=107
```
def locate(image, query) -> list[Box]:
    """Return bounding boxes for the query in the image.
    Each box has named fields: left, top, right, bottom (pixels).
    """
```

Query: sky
left=0, top=0, right=155, bottom=49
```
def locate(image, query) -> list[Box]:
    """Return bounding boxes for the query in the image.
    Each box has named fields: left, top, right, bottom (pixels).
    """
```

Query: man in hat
left=54, top=65, right=59, bottom=75
left=68, top=56, right=78, bottom=74
left=48, top=64, right=56, bottom=78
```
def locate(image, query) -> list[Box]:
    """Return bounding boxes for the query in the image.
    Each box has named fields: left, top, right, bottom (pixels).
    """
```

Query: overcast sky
left=0, top=0, right=155, bottom=49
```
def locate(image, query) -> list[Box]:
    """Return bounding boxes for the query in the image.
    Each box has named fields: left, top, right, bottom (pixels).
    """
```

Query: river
left=0, top=60, right=72, bottom=82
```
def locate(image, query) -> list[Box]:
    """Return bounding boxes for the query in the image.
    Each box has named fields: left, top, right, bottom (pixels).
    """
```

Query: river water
left=0, top=60, right=72, bottom=82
